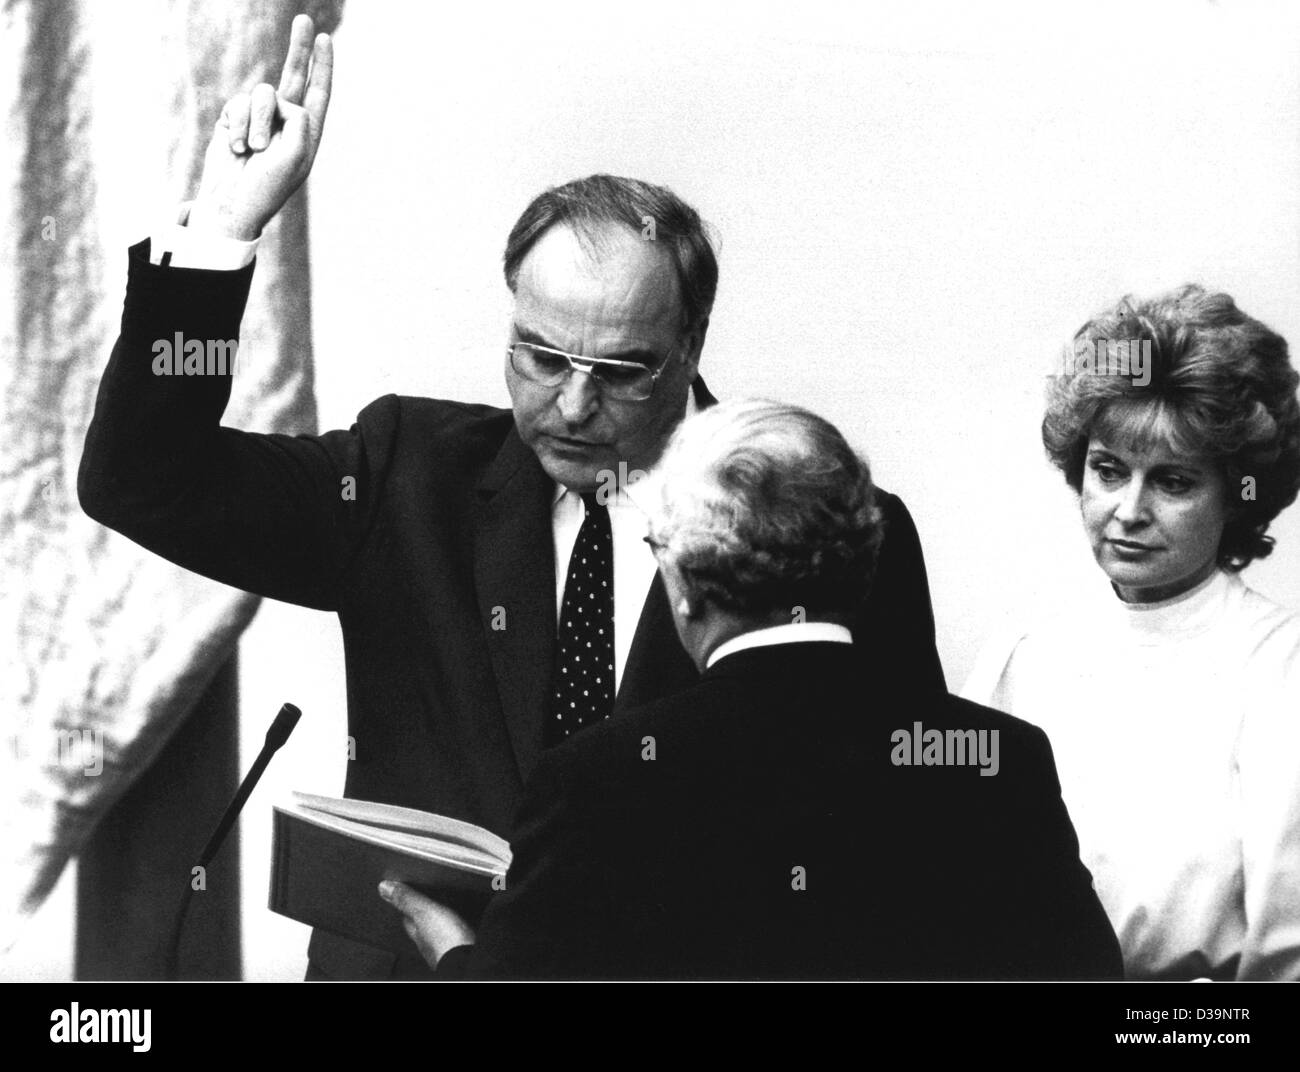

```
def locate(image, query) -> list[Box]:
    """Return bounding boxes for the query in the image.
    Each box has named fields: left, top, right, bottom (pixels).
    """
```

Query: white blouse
left=962, top=569, right=1300, bottom=980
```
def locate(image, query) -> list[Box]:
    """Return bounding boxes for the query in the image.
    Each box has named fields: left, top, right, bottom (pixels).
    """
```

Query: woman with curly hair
left=964, top=284, right=1300, bottom=980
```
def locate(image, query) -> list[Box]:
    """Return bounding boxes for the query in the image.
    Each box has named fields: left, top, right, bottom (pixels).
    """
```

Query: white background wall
left=8, top=0, right=1299, bottom=981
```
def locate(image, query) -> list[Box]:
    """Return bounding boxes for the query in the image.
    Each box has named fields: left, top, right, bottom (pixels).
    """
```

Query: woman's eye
left=1090, top=461, right=1122, bottom=483
left=1157, top=475, right=1192, bottom=494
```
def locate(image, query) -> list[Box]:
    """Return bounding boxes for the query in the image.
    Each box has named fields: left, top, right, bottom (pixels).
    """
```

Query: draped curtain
left=0, top=0, right=343, bottom=955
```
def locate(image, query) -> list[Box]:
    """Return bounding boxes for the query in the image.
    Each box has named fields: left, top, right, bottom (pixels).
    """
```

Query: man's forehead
left=513, top=223, right=682, bottom=342
left=512, top=292, right=668, bottom=350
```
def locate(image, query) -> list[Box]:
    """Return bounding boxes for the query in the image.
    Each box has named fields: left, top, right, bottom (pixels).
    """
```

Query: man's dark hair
left=503, top=174, right=719, bottom=332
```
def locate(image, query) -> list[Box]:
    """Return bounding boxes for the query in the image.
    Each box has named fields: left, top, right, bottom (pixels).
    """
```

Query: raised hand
left=189, top=15, right=333, bottom=241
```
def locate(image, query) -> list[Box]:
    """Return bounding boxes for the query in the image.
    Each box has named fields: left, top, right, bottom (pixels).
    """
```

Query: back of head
left=646, top=399, right=882, bottom=619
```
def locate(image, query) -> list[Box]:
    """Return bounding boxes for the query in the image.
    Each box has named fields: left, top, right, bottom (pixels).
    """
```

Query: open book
left=269, top=792, right=511, bottom=956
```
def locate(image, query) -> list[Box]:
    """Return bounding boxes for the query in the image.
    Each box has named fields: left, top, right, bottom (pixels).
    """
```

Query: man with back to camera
left=380, top=400, right=1124, bottom=980
left=78, top=15, right=947, bottom=980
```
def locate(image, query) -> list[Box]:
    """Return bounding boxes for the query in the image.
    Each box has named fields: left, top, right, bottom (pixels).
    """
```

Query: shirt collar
left=706, top=622, right=854, bottom=669
left=1094, top=567, right=1234, bottom=643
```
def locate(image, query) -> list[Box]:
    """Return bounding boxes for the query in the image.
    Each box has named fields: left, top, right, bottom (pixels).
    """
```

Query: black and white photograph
left=2, top=0, right=1298, bottom=1053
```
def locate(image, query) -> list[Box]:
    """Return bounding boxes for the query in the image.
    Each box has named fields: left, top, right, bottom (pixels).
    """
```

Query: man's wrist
left=186, top=201, right=263, bottom=243
left=149, top=202, right=260, bottom=270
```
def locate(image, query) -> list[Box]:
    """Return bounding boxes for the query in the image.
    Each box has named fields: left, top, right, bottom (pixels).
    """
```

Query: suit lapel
left=473, top=427, right=556, bottom=783
left=691, top=374, right=718, bottom=409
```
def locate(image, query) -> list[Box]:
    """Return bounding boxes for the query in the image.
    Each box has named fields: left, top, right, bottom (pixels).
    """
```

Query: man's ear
left=679, top=316, right=708, bottom=379
left=676, top=585, right=707, bottom=621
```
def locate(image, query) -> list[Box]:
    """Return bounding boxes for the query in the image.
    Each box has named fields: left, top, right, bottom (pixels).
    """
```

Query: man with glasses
left=79, top=16, right=945, bottom=979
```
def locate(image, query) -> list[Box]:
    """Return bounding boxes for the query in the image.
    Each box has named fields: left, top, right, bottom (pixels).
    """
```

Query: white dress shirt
left=150, top=205, right=260, bottom=269
left=962, top=568, right=1300, bottom=980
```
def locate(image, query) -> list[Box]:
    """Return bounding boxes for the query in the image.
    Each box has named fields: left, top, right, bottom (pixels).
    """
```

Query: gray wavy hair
left=645, top=399, right=883, bottom=616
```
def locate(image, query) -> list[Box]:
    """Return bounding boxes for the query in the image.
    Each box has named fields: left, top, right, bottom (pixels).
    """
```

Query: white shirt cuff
left=149, top=202, right=260, bottom=270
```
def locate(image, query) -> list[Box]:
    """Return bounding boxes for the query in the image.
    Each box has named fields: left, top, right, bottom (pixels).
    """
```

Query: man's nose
left=556, top=369, right=601, bottom=424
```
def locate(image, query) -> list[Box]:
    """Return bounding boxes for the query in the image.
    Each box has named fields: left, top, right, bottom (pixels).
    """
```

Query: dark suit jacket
left=446, top=642, right=1122, bottom=980
left=78, top=242, right=947, bottom=980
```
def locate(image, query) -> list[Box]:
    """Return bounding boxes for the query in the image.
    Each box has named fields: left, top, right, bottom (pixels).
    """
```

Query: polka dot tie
left=548, top=492, right=615, bottom=745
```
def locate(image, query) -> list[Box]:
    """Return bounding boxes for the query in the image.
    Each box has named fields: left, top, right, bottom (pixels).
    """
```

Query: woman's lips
left=1107, top=538, right=1159, bottom=553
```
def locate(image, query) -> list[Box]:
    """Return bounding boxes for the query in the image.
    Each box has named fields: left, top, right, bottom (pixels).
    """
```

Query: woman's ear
left=1220, top=466, right=1248, bottom=521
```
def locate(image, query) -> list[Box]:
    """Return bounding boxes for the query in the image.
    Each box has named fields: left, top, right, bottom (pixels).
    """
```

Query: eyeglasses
left=507, top=340, right=668, bottom=402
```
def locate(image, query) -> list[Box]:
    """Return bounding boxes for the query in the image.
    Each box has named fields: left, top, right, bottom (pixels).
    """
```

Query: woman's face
left=1080, top=434, right=1231, bottom=603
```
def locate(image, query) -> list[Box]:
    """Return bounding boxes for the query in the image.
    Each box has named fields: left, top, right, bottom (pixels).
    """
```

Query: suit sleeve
left=458, top=749, right=625, bottom=980
left=78, top=240, right=398, bottom=611
left=857, top=491, right=946, bottom=693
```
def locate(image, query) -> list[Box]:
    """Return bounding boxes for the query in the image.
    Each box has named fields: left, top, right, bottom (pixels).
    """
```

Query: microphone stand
left=163, top=702, right=302, bottom=980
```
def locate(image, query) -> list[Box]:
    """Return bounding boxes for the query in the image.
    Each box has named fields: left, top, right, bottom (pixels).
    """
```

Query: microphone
left=163, top=702, right=302, bottom=980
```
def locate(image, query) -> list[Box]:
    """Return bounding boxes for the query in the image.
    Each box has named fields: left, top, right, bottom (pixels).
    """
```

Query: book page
left=289, top=792, right=512, bottom=864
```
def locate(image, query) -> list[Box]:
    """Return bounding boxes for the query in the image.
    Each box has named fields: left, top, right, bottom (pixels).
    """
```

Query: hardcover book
left=269, top=792, right=511, bottom=955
